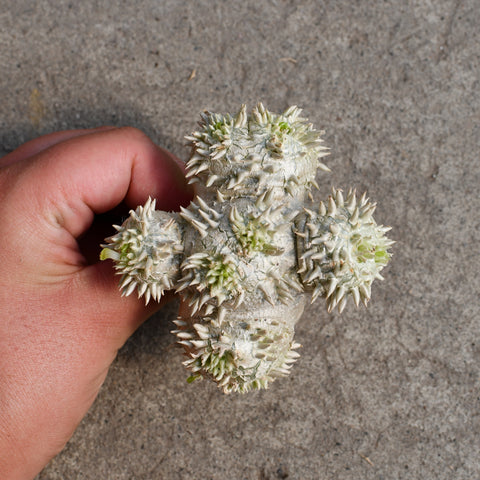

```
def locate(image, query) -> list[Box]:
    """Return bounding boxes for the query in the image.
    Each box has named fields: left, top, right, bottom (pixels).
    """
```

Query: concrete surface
left=1, top=0, right=479, bottom=478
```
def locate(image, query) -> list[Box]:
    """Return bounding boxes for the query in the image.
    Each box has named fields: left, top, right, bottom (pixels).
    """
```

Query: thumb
left=75, top=261, right=173, bottom=348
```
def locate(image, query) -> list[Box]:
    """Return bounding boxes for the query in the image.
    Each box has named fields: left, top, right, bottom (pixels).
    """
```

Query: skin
left=0, top=127, right=193, bottom=480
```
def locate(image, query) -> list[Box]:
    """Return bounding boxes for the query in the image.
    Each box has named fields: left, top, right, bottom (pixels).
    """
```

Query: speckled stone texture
left=1, top=1, right=479, bottom=478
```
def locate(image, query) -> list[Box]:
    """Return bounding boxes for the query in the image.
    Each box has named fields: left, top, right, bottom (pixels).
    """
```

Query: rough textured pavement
left=1, top=1, right=479, bottom=479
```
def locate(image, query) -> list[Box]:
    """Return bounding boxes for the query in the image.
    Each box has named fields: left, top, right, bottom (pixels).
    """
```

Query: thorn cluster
left=177, top=252, right=245, bottom=314
left=100, top=198, right=183, bottom=304
left=229, top=195, right=287, bottom=256
left=296, top=188, right=394, bottom=312
left=172, top=314, right=302, bottom=393
left=179, top=195, right=222, bottom=238
left=186, top=103, right=329, bottom=199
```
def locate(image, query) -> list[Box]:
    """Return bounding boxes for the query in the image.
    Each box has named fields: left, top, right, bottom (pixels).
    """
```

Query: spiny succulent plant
left=101, top=104, right=393, bottom=393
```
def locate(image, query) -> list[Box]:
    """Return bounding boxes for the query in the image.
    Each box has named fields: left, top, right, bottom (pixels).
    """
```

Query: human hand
left=0, top=127, right=192, bottom=479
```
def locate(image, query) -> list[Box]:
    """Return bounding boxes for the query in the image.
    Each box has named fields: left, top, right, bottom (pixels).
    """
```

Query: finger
left=12, top=126, right=192, bottom=339
left=0, top=126, right=116, bottom=168
left=14, top=126, right=193, bottom=240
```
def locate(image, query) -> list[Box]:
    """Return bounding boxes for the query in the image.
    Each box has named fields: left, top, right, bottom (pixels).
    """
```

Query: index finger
left=11, top=126, right=193, bottom=239
left=0, top=127, right=116, bottom=168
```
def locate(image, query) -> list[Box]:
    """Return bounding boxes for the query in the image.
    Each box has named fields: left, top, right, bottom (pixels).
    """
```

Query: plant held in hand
left=101, top=104, right=393, bottom=393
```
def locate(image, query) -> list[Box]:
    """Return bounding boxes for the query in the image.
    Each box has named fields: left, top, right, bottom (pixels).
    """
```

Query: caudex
left=101, top=104, right=393, bottom=393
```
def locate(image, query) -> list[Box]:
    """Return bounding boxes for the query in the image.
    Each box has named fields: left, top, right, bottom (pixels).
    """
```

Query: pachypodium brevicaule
left=101, top=104, right=393, bottom=393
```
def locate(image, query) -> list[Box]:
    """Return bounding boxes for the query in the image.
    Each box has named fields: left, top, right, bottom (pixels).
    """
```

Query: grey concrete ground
left=1, top=0, right=479, bottom=478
